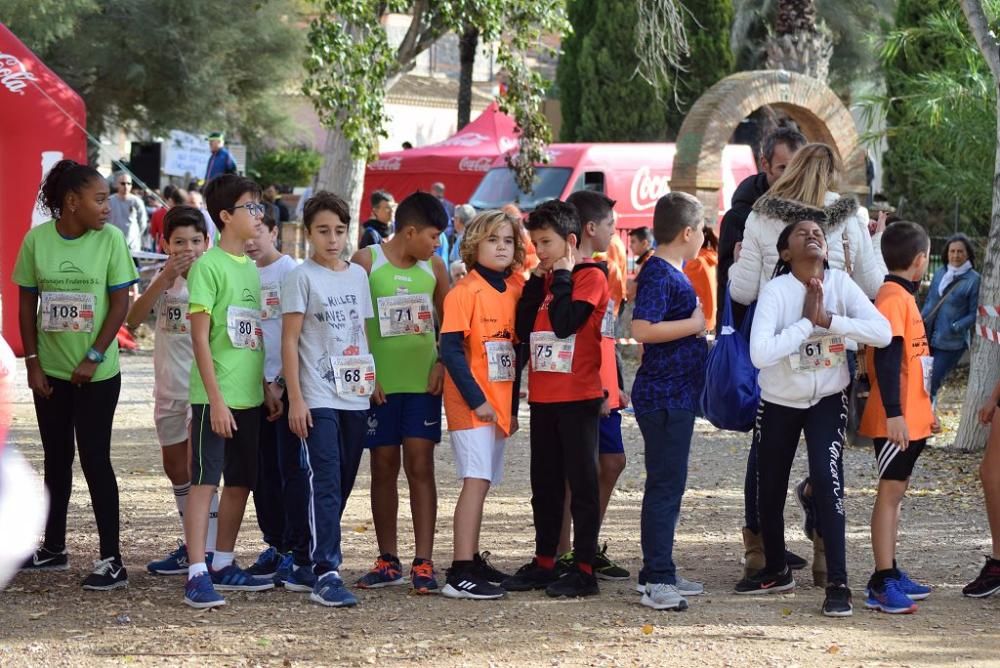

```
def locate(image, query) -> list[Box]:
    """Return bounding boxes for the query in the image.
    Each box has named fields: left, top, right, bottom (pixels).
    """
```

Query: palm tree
left=764, top=0, right=833, bottom=81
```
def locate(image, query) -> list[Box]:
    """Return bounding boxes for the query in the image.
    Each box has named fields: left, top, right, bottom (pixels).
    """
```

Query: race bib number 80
left=41, top=292, right=95, bottom=332
left=376, top=294, right=434, bottom=337
left=530, top=331, right=575, bottom=374
left=226, top=306, right=262, bottom=350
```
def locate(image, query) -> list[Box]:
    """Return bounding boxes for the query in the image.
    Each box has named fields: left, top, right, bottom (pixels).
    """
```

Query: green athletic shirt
left=12, top=220, right=138, bottom=382
left=365, top=244, right=438, bottom=394
left=187, top=246, right=264, bottom=409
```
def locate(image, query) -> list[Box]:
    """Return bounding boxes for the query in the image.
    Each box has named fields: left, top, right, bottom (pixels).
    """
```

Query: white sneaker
left=676, top=575, right=705, bottom=596
left=640, top=583, right=689, bottom=611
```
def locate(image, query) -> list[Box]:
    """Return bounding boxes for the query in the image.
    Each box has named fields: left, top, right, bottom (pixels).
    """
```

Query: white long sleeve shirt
left=750, top=269, right=891, bottom=409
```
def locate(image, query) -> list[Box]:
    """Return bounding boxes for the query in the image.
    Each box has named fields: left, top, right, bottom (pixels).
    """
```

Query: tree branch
left=959, top=0, right=1000, bottom=81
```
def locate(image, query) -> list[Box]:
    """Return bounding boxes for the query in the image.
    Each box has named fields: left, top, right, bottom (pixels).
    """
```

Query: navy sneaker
left=823, top=583, right=854, bottom=617
left=865, top=578, right=917, bottom=614
left=147, top=541, right=189, bottom=576
left=81, top=557, right=128, bottom=591
left=245, top=546, right=282, bottom=579
left=734, top=566, right=795, bottom=595
left=311, top=572, right=358, bottom=607
left=410, top=559, right=439, bottom=594
left=284, top=565, right=318, bottom=593
left=273, top=552, right=293, bottom=586
left=502, top=559, right=560, bottom=592
left=210, top=564, right=275, bottom=591
left=21, top=547, right=69, bottom=572
left=963, top=557, right=1000, bottom=598
left=184, top=572, right=225, bottom=609
left=795, top=478, right=816, bottom=541
left=896, top=570, right=931, bottom=600
left=355, top=553, right=406, bottom=589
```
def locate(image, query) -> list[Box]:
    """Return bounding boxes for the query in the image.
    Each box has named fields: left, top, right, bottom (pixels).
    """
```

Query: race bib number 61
left=790, top=335, right=845, bottom=372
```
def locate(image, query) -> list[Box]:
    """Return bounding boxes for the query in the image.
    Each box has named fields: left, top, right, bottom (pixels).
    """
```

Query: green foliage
left=248, top=147, right=323, bottom=188
left=556, top=0, right=597, bottom=141
left=862, top=0, right=998, bottom=235
left=7, top=0, right=303, bottom=153
left=303, top=1, right=569, bottom=192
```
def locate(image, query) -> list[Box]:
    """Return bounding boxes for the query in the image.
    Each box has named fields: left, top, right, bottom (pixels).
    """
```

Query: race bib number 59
left=41, top=292, right=95, bottom=332
left=530, top=331, right=575, bottom=374
left=226, top=306, right=262, bottom=350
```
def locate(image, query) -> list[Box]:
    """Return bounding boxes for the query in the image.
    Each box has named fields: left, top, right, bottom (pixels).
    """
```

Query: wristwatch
left=85, top=347, right=105, bottom=364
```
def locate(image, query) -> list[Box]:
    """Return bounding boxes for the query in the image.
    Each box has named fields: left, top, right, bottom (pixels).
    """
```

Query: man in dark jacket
left=358, top=190, right=396, bottom=248
left=716, top=127, right=806, bottom=329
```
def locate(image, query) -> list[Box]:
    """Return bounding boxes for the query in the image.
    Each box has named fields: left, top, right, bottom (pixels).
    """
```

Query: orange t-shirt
left=442, top=270, right=523, bottom=435
left=522, top=232, right=540, bottom=277
left=860, top=281, right=934, bottom=440
left=683, top=248, right=718, bottom=334
left=605, top=235, right=628, bottom=306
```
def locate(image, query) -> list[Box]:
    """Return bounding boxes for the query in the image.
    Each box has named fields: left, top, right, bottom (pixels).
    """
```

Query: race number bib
left=331, top=354, right=376, bottom=397
left=261, top=283, right=281, bottom=321
left=41, top=292, right=95, bottom=332
left=790, top=335, right=846, bottom=372
left=226, top=306, right=262, bottom=350
left=158, top=296, right=190, bottom=334
left=485, top=340, right=515, bottom=382
left=530, top=331, right=575, bottom=374
left=376, top=293, right=434, bottom=337
left=919, top=355, right=933, bottom=395
left=600, top=300, right=616, bottom=339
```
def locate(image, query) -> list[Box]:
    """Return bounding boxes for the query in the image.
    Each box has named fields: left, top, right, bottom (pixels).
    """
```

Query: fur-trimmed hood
left=751, top=195, right=859, bottom=229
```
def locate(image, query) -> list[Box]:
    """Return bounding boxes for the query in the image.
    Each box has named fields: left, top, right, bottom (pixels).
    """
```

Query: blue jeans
left=637, top=408, right=695, bottom=585
left=930, top=346, right=966, bottom=403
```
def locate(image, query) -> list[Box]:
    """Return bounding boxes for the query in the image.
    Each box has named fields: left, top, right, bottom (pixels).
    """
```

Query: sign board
left=163, top=130, right=211, bottom=178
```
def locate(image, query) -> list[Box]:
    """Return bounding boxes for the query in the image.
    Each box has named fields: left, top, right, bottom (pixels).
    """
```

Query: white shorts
left=450, top=425, right=507, bottom=485
left=154, top=397, right=191, bottom=447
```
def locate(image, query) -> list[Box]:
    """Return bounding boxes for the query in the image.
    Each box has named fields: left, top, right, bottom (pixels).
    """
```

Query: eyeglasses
left=231, top=202, right=266, bottom=217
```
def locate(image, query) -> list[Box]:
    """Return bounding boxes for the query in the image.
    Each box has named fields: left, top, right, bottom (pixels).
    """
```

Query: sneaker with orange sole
left=410, top=558, right=439, bottom=594
left=355, top=553, right=406, bottom=589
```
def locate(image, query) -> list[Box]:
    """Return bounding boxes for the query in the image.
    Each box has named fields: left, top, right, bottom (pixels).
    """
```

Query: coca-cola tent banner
left=362, top=102, right=517, bottom=221
left=0, top=24, right=87, bottom=355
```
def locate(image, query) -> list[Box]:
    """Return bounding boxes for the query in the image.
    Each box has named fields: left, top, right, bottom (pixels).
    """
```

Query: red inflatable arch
left=0, top=23, right=87, bottom=355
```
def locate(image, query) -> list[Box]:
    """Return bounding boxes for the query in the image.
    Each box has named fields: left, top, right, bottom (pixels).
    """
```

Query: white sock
left=188, top=562, right=208, bottom=580
left=213, top=551, right=234, bottom=570
left=172, top=483, right=191, bottom=530
left=206, top=491, right=219, bottom=553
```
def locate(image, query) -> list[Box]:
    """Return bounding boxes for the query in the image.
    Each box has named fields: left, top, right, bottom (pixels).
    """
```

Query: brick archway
left=671, top=70, right=867, bottom=222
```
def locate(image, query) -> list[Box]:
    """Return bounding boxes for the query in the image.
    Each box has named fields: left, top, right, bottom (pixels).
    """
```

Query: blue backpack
left=700, top=286, right=759, bottom=432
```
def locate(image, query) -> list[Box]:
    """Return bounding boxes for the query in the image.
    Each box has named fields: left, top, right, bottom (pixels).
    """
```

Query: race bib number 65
left=41, top=292, right=95, bottom=332
left=485, top=340, right=515, bottom=382
left=530, top=331, right=575, bottom=374
left=226, top=306, right=262, bottom=350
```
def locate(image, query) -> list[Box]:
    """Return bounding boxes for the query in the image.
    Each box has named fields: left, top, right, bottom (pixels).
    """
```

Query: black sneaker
left=501, top=559, right=559, bottom=592
left=734, top=566, right=795, bottom=595
left=472, top=552, right=510, bottom=585
left=442, top=567, right=505, bottom=600
left=963, top=557, right=1000, bottom=598
left=822, top=583, right=853, bottom=617
left=785, top=550, right=807, bottom=571
left=82, top=557, right=128, bottom=591
left=545, top=569, right=599, bottom=598
left=593, top=543, right=630, bottom=580
left=21, top=547, right=69, bottom=572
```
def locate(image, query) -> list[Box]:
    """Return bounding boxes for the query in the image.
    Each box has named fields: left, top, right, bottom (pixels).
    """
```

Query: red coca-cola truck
left=468, top=143, right=757, bottom=230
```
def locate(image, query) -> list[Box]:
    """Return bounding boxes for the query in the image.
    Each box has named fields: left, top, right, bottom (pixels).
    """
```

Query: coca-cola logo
left=498, top=137, right=518, bottom=152
left=438, top=132, right=489, bottom=148
left=630, top=166, right=671, bottom=211
left=459, top=157, right=492, bottom=172
left=369, top=156, right=402, bottom=171
left=0, top=53, right=36, bottom=96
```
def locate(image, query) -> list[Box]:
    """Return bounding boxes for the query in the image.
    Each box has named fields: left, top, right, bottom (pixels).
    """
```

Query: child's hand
left=689, top=305, right=706, bottom=337
left=980, top=403, right=997, bottom=425
left=509, top=417, right=519, bottom=435
left=288, top=397, right=313, bottom=438
left=552, top=242, right=575, bottom=272
left=599, top=397, right=611, bottom=417
left=371, top=381, right=386, bottom=406
left=474, top=401, right=497, bottom=423
left=209, top=399, right=237, bottom=439
left=264, top=389, right=283, bottom=422
left=162, top=250, right=196, bottom=281
left=619, top=389, right=631, bottom=409
left=886, top=415, right=909, bottom=451
left=426, top=361, right=444, bottom=395
left=869, top=211, right=887, bottom=237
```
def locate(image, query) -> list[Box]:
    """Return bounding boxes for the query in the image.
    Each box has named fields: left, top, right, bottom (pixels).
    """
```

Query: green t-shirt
left=12, top=221, right=138, bottom=382
left=187, top=246, right=264, bottom=409
left=365, top=245, right=438, bottom=394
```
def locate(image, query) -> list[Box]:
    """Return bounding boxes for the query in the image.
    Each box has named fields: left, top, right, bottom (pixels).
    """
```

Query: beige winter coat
left=729, top=192, right=888, bottom=306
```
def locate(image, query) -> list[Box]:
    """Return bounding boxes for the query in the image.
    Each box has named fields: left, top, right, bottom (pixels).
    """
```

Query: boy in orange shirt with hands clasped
left=439, top=210, right=526, bottom=600
left=859, top=221, right=935, bottom=614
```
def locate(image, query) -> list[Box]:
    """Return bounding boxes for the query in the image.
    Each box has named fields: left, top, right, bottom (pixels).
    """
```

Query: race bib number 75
left=530, top=331, right=575, bottom=374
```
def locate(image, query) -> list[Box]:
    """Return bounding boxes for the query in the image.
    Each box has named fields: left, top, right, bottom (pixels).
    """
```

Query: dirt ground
left=1, top=351, right=999, bottom=667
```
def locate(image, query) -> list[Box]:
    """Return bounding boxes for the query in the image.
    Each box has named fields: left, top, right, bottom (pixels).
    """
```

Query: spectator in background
left=449, top=259, right=467, bottom=283
left=204, top=131, right=238, bottom=182
left=431, top=182, right=455, bottom=222
left=187, top=190, right=218, bottom=243
left=359, top=190, right=395, bottom=248
left=108, top=172, right=147, bottom=253
left=627, top=227, right=655, bottom=302
left=502, top=203, right=538, bottom=275
left=148, top=186, right=188, bottom=249
left=682, top=226, right=719, bottom=334
left=402, top=141, right=414, bottom=150
left=449, top=204, right=475, bottom=264
left=262, top=184, right=290, bottom=250
left=605, top=221, right=628, bottom=317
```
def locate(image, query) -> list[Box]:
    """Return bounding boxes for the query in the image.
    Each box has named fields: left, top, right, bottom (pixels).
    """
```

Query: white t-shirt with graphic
left=153, top=276, right=193, bottom=401
left=259, top=254, right=298, bottom=382
left=281, top=259, right=374, bottom=410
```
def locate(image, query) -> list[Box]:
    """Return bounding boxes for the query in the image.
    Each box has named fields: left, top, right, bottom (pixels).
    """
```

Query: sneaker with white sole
left=184, top=572, right=225, bottom=609
left=284, top=565, right=318, bottom=592
left=442, top=568, right=505, bottom=600
left=641, top=583, right=689, bottom=611
left=636, top=573, right=704, bottom=596
left=81, top=557, right=128, bottom=591
left=210, top=564, right=275, bottom=592
left=311, top=572, right=358, bottom=607
left=147, top=541, right=189, bottom=575
left=21, top=547, right=69, bottom=572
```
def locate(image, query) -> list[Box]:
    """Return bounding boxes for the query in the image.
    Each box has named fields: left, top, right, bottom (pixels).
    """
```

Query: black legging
left=753, top=391, right=848, bottom=585
left=33, top=374, right=122, bottom=560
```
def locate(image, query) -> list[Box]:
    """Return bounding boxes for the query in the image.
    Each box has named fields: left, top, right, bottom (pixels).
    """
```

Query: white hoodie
left=750, top=269, right=891, bottom=409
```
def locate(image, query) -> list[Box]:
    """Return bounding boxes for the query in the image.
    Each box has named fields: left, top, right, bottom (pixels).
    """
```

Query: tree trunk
left=316, top=123, right=366, bottom=254
left=954, top=0, right=1000, bottom=450
left=764, top=32, right=832, bottom=82
left=952, top=91, right=1000, bottom=451
left=457, top=24, right=480, bottom=130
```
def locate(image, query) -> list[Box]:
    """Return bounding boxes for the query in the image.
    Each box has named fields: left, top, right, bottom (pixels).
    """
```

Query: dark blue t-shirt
left=630, top=256, right=707, bottom=416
